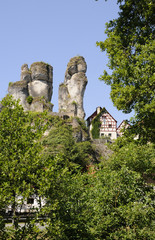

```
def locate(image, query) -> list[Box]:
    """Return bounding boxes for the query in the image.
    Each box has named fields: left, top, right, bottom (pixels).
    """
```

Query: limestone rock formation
left=8, top=62, right=53, bottom=112
left=59, top=56, right=88, bottom=118
left=20, top=64, right=32, bottom=82
left=8, top=79, right=29, bottom=110
left=29, top=62, right=53, bottom=102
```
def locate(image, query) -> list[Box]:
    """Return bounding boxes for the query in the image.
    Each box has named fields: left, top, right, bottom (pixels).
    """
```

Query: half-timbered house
left=86, top=107, right=117, bottom=139
left=117, top=120, right=130, bottom=137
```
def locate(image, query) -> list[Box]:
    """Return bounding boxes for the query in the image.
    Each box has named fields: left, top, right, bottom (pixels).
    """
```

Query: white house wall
left=100, top=131, right=117, bottom=139
left=6, top=195, right=46, bottom=214
left=100, top=113, right=117, bottom=140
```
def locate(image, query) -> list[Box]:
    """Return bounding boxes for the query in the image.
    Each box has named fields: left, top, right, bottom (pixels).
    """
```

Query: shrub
left=26, top=96, right=33, bottom=104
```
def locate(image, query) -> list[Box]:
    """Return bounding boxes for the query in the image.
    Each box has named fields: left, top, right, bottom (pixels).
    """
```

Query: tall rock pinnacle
left=58, top=56, right=88, bottom=118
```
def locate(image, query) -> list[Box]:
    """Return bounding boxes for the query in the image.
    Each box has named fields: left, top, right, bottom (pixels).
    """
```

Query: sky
left=0, top=0, right=134, bottom=126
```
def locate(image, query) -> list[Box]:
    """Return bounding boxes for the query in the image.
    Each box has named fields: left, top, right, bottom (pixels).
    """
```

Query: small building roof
left=86, top=107, right=117, bottom=123
left=117, top=120, right=130, bottom=130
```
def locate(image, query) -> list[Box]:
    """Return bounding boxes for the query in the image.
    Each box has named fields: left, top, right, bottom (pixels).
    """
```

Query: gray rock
left=30, top=62, right=53, bottom=82
left=8, top=62, right=53, bottom=112
left=29, top=62, right=53, bottom=101
left=28, top=97, right=53, bottom=112
left=20, top=64, right=31, bottom=83
left=59, top=56, right=88, bottom=119
left=8, top=81, right=29, bottom=109
left=28, top=80, right=51, bottom=101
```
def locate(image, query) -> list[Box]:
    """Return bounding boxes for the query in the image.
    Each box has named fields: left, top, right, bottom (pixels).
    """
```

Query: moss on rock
left=9, top=80, right=28, bottom=88
left=67, top=56, right=86, bottom=69
left=30, top=61, right=50, bottom=69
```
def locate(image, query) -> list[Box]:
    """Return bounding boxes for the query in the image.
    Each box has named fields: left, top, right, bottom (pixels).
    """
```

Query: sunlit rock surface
left=59, top=56, right=88, bottom=118
left=8, top=62, right=53, bottom=112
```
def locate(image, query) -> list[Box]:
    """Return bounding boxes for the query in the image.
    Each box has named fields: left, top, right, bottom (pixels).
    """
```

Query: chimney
left=96, top=107, right=101, bottom=115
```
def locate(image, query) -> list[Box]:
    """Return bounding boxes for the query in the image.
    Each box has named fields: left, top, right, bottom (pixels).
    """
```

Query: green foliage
left=0, top=95, right=47, bottom=237
left=0, top=97, right=154, bottom=239
left=72, top=100, right=77, bottom=105
left=106, top=141, right=155, bottom=180
left=39, top=156, right=155, bottom=239
left=26, top=95, right=33, bottom=104
left=97, top=0, right=155, bottom=142
left=38, top=156, right=92, bottom=239
left=71, top=141, right=98, bottom=168
left=42, top=118, right=74, bottom=157
left=42, top=117, right=96, bottom=169
left=8, top=82, right=13, bottom=87
left=75, top=117, right=88, bottom=132
left=86, top=167, right=155, bottom=239
left=91, top=108, right=106, bottom=139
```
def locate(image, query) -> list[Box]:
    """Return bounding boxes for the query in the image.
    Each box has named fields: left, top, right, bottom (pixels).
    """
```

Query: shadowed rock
left=20, top=64, right=32, bottom=82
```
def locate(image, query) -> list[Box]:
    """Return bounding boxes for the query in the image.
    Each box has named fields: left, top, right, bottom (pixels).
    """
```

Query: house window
left=109, top=124, right=112, bottom=128
left=101, top=133, right=104, bottom=136
left=27, top=198, right=34, bottom=204
left=108, top=133, right=111, bottom=137
left=103, top=116, right=106, bottom=124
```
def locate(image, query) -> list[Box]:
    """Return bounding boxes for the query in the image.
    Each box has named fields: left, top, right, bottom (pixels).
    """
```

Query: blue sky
left=0, top=0, right=133, bottom=125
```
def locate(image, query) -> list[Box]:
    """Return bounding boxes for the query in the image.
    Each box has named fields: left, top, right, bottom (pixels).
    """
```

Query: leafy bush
left=26, top=95, right=33, bottom=104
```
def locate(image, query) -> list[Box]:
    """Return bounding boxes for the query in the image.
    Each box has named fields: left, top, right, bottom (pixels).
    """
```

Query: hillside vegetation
left=0, top=95, right=154, bottom=240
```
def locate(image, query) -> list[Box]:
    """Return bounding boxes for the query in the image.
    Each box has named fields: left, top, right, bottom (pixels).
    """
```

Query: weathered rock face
left=59, top=56, right=88, bottom=118
left=29, top=62, right=53, bottom=102
left=8, top=62, right=53, bottom=112
left=8, top=80, right=29, bottom=109
left=8, top=57, right=87, bottom=116
left=20, top=64, right=32, bottom=82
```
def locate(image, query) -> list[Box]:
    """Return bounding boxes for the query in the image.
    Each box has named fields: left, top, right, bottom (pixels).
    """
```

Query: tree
left=86, top=166, right=155, bottom=239
left=97, top=0, right=155, bottom=142
left=42, top=117, right=97, bottom=170
left=38, top=154, right=93, bottom=239
left=105, top=140, right=155, bottom=181
left=0, top=96, right=96, bottom=239
left=0, top=95, right=46, bottom=238
left=1, top=96, right=154, bottom=239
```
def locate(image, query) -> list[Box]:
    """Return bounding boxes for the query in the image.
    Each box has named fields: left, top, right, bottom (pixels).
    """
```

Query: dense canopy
left=97, top=0, right=155, bottom=142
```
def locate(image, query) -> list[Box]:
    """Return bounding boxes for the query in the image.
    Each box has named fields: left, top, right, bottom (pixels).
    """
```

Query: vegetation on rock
left=26, top=95, right=33, bottom=104
left=9, top=80, right=28, bottom=87
left=0, top=94, right=154, bottom=239
left=30, top=61, right=50, bottom=69
left=67, top=56, right=86, bottom=69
